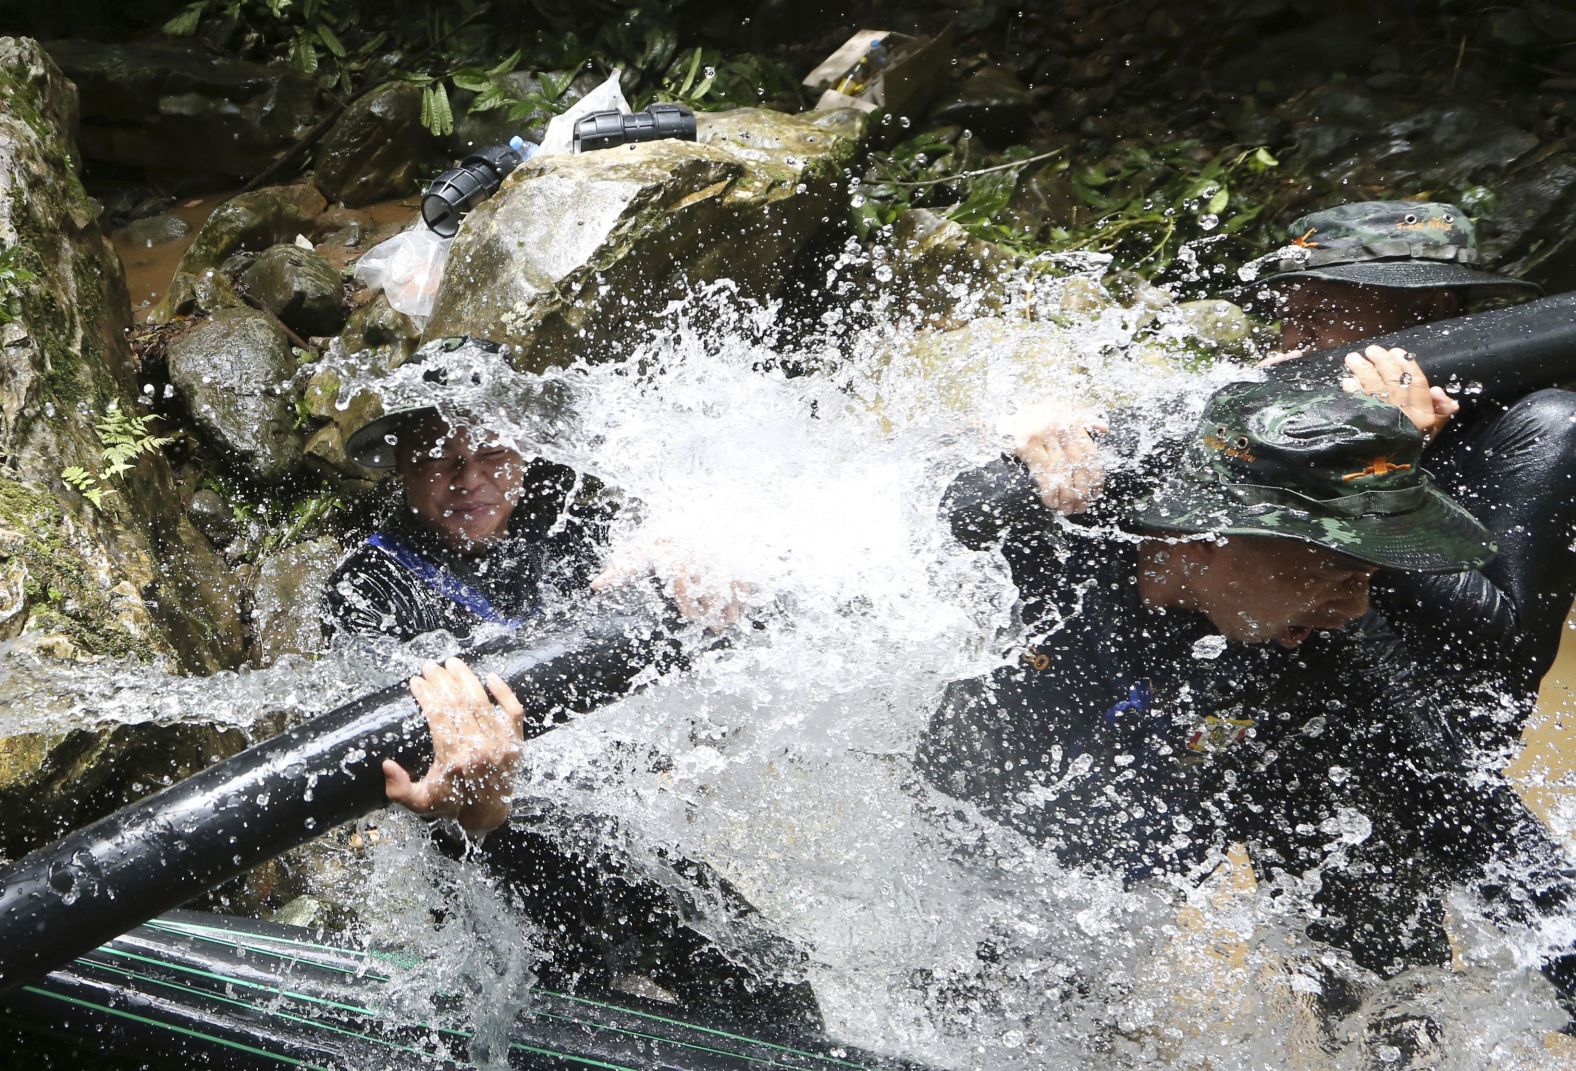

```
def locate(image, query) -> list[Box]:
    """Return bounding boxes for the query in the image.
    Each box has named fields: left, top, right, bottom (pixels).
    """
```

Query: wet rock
left=166, top=307, right=304, bottom=481
left=186, top=488, right=236, bottom=548
left=119, top=211, right=190, bottom=248
left=883, top=209, right=1023, bottom=321
left=150, top=183, right=328, bottom=322
left=314, top=82, right=436, bottom=208
left=335, top=292, right=420, bottom=367
left=240, top=245, right=347, bottom=338
left=926, top=66, right=1034, bottom=143
left=1173, top=299, right=1254, bottom=350
left=42, top=39, right=315, bottom=180
left=426, top=107, right=866, bottom=371
left=0, top=37, right=244, bottom=671
left=159, top=267, right=249, bottom=321
left=313, top=205, right=377, bottom=260
left=249, top=536, right=339, bottom=664
left=0, top=720, right=248, bottom=862
left=1491, top=151, right=1576, bottom=292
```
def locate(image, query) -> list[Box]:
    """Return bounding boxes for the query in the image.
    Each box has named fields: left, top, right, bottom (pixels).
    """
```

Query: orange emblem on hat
left=1343, top=455, right=1412, bottom=482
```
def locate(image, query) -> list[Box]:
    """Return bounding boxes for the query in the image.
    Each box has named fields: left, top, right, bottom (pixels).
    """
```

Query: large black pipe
left=1269, top=289, right=1576, bottom=403
left=0, top=587, right=683, bottom=998
left=947, top=291, right=1576, bottom=541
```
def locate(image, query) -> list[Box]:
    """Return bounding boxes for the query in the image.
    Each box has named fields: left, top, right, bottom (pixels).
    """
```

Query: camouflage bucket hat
left=1132, top=381, right=1495, bottom=574
left=1239, top=201, right=1540, bottom=300
left=345, top=336, right=509, bottom=470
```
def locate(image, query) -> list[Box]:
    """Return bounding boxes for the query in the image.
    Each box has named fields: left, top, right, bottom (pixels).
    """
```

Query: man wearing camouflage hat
left=920, top=376, right=1576, bottom=1048
left=1245, top=200, right=1576, bottom=751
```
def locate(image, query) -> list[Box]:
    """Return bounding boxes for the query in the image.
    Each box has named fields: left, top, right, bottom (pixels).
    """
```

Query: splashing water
left=5, top=260, right=1572, bottom=1069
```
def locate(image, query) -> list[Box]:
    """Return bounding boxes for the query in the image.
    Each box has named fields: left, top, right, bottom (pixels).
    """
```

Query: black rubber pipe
left=947, top=291, right=1576, bottom=542
left=0, top=588, right=682, bottom=998
left=1268, top=289, right=1576, bottom=403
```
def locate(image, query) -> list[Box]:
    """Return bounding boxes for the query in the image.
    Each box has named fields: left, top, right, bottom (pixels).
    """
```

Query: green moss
left=0, top=479, right=155, bottom=660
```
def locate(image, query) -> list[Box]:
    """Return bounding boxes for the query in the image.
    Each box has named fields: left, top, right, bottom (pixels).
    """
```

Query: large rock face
left=0, top=38, right=248, bottom=860
left=425, top=107, right=866, bottom=371
left=0, top=37, right=244, bottom=671
left=41, top=39, right=317, bottom=180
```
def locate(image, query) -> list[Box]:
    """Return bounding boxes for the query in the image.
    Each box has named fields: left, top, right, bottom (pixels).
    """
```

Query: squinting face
left=396, top=415, right=527, bottom=552
left=1195, top=535, right=1378, bottom=649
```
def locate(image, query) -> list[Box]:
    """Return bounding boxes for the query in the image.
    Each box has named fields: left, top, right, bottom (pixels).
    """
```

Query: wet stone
left=166, top=307, right=304, bottom=482
left=926, top=65, right=1034, bottom=144
left=241, top=244, right=347, bottom=338
left=249, top=537, right=339, bottom=664
left=119, top=211, right=190, bottom=248
left=152, top=183, right=328, bottom=323
left=314, top=82, right=436, bottom=208
left=187, top=488, right=236, bottom=549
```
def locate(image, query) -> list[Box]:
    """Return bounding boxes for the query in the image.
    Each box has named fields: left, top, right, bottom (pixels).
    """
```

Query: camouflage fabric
left=1132, top=381, right=1495, bottom=573
left=345, top=336, right=509, bottom=470
left=1239, top=200, right=1539, bottom=298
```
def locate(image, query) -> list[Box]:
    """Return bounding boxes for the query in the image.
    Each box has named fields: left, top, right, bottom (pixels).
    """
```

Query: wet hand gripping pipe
left=0, top=585, right=684, bottom=999
left=948, top=290, right=1576, bottom=542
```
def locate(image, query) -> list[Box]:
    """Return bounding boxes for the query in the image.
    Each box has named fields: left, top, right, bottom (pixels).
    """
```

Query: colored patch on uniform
left=1104, top=679, right=1154, bottom=729
left=1185, top=715, right=1257, bottom=753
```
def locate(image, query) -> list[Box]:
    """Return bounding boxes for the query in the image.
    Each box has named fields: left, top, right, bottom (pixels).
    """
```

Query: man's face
left=1275, top=277, right=1464, bottom=351
left=1191, top=535, right=1378, bottom=649
left=396, top=414, right=527, bottom=552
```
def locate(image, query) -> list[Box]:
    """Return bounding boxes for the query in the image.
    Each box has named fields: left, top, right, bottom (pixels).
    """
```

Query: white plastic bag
left=538, top=70, right=631, bottom=156
left=353, top=226, right=452, bottom=320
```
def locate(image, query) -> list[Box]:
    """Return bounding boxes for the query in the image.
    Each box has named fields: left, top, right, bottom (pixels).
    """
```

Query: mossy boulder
left=425, top=107, right=867, bottom=371
left=149, top=183, right=327, bottom=323
left=883, top=208, right=1024, bottom=323
left=240, top=244, right=347, bottom=338
left=0, top=37, right=244, bottom=672
left=166, top=307, right=305, bottom=482
left=314, top=81, right=435, bottom=208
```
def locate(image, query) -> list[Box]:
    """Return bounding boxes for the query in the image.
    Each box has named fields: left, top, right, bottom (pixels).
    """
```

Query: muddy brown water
left=109, top=192, right=420, bottom=320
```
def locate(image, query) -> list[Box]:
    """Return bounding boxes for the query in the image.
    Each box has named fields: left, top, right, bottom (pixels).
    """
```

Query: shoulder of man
left=324, top=537, right=443, bottom=640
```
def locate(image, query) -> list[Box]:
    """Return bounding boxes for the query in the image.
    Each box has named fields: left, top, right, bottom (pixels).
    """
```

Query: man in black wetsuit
left=325, top=336, right=818, bottom=1032
left=1242, top=201, right=1576, bottom=760
left=920, top=378, right=1576, bottom=1042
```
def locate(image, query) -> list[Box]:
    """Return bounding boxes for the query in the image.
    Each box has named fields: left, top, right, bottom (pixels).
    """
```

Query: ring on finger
left=1398, top=372, right=1414, bottom=386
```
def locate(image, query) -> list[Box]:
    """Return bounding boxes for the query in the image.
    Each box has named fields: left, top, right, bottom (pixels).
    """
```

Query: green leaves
left=0, top=245, right=37, bottom=328
left=420, top=82, right=455, bottom=136
left=161, top=2, right=207, bottom=36
left=60, top=407, right=175, bottom=511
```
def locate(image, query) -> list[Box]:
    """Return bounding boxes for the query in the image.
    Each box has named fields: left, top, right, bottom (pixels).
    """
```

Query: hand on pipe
left=1339, top=344, right=1458, bottom=438
left=384, top=657, right=525, bottom=835
left=1259, top=344, right=1458, bottom=438
left=998, top=403, right=1110, bottom=515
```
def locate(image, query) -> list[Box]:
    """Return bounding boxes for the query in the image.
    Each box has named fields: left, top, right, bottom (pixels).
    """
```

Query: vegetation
left=0, top=244, right=37, bottom=327
left=858, top=134, right=1287, bottom=290
left=159, top=0, right=803, bottom=136
left=61, top=406, right=176, bottom=509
